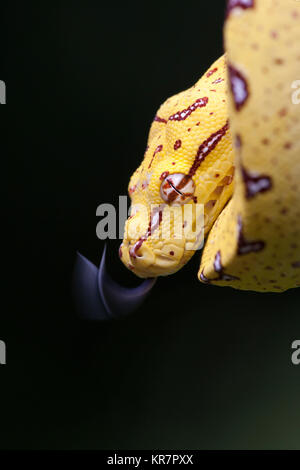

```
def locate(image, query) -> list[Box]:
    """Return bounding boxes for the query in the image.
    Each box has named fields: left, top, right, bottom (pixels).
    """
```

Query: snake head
left=120, top=55, right=235, bottom=278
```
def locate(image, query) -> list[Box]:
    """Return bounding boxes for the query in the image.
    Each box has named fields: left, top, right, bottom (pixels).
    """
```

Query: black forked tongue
left=73, top=245, right=157, bottom=320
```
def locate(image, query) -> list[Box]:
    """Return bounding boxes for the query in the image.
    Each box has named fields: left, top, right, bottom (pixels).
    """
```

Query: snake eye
left=160, top=173, right=195, bottom=205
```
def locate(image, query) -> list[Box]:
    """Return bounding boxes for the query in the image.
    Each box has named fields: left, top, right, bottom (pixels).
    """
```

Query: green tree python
left=74, top=0, right=300, bottom=319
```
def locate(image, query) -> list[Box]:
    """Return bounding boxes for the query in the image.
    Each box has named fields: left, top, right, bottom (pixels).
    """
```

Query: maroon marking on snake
left=213, top=251, right=240, bottom=281
left=141, top=180, right=149, bottom=190
left=226, top=0, right=254, bottom=18
left=160, top=171, right=169, bottom=181
left=200, top=270, right=212, bottom=284
left=174, top=139, right=182, bottom=150
left=228, top=64, right=249, bottom=111
left=168, top=97, right=208, bottom=122
left=129, top=239, right=144, bottom=259
left=241, top=166, right=272, bottom=199
left=200, top=251, right=239, bottom=283
left=148, top=144, right=163, bottom=169
left=206, top=68, right=218, bottom=78
left=129, top=184, right=137, bottom=194
left=161, top=121, right=229, bottom=201
left=235, top=134, right=242, bottom=150
left=154, top=115, right=167, bottom=124
left=129, top=206, right=164, bottom=259
left=169, top=251, right=174, bottom=256
left=237, top=215, right=265, bottom=255
left=188, top=121, right=230, bottom=177
left=212, top=78, right=224, bottom=84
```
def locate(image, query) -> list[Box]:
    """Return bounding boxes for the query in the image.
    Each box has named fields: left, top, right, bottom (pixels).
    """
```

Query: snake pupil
left=160, top=173, right=195, bottom=205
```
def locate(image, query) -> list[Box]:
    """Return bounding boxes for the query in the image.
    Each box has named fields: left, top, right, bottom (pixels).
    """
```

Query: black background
left=1, top=0, right=300, bottom=450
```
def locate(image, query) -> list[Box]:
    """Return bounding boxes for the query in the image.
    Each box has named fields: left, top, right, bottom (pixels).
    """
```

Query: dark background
left=1, top=0, right=299, bottom=450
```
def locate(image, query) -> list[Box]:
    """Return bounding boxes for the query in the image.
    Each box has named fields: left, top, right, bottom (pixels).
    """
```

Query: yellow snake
left=119, top=0, right=300, bottom=293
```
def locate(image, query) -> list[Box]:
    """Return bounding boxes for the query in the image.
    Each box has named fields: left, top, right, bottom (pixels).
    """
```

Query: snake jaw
left=120, top=212, right=188, bottom=279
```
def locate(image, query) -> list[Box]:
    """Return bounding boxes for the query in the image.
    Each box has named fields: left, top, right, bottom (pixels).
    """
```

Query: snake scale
left=119, top=0, right=300, bottom=293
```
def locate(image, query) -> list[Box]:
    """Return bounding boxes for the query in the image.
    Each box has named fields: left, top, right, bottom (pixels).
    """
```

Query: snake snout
left=120, top=209, right=195, bottom=278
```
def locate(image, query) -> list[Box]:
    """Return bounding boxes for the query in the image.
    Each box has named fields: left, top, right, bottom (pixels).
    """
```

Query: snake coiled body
left=120, top=0, right=300, bottom=293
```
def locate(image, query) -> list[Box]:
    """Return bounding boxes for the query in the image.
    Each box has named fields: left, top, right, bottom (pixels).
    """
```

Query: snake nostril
left=160, top=173, right=195, bottom=205
left=129, top=238, right=145, bottom=259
